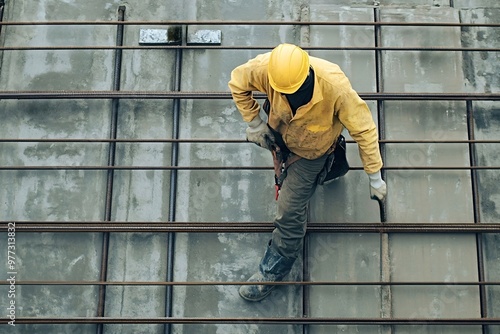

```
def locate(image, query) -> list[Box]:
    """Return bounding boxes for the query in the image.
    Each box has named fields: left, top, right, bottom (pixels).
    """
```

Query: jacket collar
left=291, top=67, right=323, bottom=118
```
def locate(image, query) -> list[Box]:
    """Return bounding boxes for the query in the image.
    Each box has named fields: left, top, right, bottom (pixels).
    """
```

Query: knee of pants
left=272, top=230, right=304, bottom=259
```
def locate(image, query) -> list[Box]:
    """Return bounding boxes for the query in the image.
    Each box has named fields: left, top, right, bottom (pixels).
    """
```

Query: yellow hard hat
left=268, top=43, right=310, bottom=94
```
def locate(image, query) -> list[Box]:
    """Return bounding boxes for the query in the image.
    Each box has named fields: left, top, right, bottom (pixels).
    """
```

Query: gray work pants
left=271, top=154, right=328, bottom=259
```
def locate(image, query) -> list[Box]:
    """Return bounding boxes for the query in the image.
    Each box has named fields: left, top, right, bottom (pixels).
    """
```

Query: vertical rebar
left=374, top=7, right=392, bottom=334
left=164, top=33, right=183, bottom=334
left=374, top=10, right=387, bottom=222
left=96, top=5, right=125, bottom=334
left=466, top=99, right=487, bottom=334
left=300, top=7, right=311, bottom=333
left=0, top=0, right=4, bottom=70
left=303, top=211, right=311, bottom=334
left=0, top=1, right=5, bottom=38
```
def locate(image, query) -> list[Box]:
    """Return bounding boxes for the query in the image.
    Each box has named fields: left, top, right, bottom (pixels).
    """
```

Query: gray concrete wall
left=461, top=7, right=500, bottom=334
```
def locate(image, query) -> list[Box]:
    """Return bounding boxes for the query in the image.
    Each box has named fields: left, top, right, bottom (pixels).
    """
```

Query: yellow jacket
left=228, top=52, right=383, bottom=174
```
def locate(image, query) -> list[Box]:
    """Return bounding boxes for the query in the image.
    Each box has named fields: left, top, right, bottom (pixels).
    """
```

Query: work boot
left=239, top=241, right=296, bottom=302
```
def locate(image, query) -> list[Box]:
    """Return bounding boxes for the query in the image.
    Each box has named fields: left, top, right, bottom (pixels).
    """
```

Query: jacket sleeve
left=228, top=57, right=268, bottom=123
left=337, top=88, right=383, bottom=174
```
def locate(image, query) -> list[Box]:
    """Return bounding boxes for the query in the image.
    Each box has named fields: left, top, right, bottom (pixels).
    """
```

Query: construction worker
left=228, top=43, right=386, bottom=302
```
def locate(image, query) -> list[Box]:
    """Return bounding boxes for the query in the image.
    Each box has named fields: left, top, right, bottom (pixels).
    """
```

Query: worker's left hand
left=368, top=171, right=387, bottom=201
left=245, top=115, right=275, bottom=151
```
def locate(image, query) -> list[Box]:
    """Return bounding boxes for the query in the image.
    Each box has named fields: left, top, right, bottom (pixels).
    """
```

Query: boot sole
left=239, top=286, right=275, bottom=302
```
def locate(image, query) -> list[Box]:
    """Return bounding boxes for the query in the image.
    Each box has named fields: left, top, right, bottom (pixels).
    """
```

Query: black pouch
left=263, top=98, right=290, bottom=157
left=317, top=135, right=350, bottom=185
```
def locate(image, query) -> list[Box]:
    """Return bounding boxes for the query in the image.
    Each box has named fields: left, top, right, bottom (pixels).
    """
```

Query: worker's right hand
left=246, top=115, right=275, bottom=151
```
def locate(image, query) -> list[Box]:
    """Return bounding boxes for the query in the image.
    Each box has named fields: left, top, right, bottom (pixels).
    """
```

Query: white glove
left=368, top=170, right=387, bottom=201
left=246, top=115, right=275, bottom=151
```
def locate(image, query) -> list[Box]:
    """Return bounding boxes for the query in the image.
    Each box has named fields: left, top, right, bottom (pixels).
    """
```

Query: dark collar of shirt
left=285, top=67, right=315, bottom=115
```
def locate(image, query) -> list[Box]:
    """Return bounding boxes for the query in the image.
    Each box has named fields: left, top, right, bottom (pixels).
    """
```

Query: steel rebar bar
left=3, top=221, right=500, bottom=233
left=164, top=27, right=183, bottom=334
left=2, top=316, right=500, bottom=325
left=1, top=91, right=499, bottom=100
left=3, top=280, right=500, bottom=286
left=0, top=20, right=499, bottom=27
left=2, top=45, right=500, bottom=52
left=95, top=7, right=126, bottom=334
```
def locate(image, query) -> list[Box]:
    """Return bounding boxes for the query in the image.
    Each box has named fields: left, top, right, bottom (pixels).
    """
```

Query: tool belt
left=263, top=98, right=349, bottom=200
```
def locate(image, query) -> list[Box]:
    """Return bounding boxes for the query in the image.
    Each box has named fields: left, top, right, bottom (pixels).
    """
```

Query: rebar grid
left=1, top=14, right=500, bottom=330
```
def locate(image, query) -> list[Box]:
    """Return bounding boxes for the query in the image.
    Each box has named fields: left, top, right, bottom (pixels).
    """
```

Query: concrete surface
left=0, top=1, right=499, bottom=334
left=461, top=7, right=500, bottom=334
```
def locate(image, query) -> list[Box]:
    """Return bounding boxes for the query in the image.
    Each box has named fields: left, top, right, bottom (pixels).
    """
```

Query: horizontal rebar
left=1, top=45, right=500, bottom=52
left=1, top=316, right=499, bottom=325
left=0, top=20, right=499, bottom=27
left=0, top=165, right=498, bottom=171
left=0, top=138, right=499, bottom=144
left=2, top=221, right=500, bottom=233
left=1, top=91, right=499, bottom=100
left=0, top=280, right=498, bottom=286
